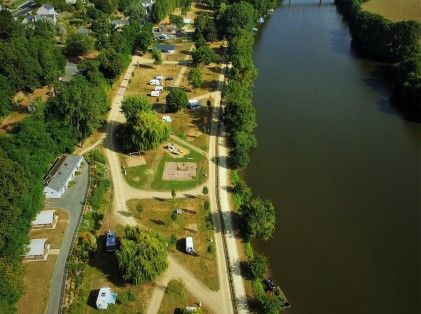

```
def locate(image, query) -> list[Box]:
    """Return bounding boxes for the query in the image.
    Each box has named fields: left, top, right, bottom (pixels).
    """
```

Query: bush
left=89, top=179, right=111, bottom=210
left=170, top=234, right=177, bottom=245
left=207, top=243, right=215, bottom=253
left=166, top=88, right=188, bottom=112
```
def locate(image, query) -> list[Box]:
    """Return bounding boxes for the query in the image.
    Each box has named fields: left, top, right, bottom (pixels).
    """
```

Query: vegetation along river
left=246, top=1, right=420, bottom=313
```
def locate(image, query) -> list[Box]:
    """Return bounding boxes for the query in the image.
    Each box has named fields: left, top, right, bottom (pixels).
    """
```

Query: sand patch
left=126, top=155, right=147, bottom=167
left=163, top=162, right=197, bottom=181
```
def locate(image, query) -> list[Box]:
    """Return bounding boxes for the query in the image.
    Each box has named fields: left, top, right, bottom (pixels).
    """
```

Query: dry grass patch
left=17, top=256, right=57, bottom=314
left=127, top=197, right=219, bottom=290
left=73, top=131, right=105, bottom=155
left=30, top=208, right=69, bottom=248
left=362, top=0, right=421, bottom=22
left=158, top=280, right=211, bottom=314
left=0, top=112, right=29, bottom=134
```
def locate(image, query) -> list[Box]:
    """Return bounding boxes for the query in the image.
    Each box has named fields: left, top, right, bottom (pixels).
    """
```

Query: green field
left=362, top=0, right=421, bottom=23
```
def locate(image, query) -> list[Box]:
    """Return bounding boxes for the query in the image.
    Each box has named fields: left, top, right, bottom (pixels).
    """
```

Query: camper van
left=151, top=90, right=160, bottom=97
left=105, top=231, right=117, bottom=252
left=149, top=79, right=161, bottom=85
left=155, top=85, right=164, bottom=91
left=185, top=237, right=194, bottom=254
left=96, top=287, right=117, bottom=310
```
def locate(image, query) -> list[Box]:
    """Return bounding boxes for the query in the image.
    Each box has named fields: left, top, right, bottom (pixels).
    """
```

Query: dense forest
left=0, top=1, right=152, bottom=310
left=335, top=0, right=421, bottom=117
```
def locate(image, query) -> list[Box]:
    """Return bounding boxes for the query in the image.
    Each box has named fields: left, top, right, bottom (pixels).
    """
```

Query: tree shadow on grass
left=90, top=235, right=125, bottom=287
left=151, top=219, right=166, bottom=225
left=87, top=289, right=100, bottom=309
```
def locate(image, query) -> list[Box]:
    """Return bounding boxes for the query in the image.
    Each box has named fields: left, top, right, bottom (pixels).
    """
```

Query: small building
left=22, top=14, right=55, bottom=25
left=96, top=287, right=117, bottom=310
left=185, top=236, right=194, bottom=254
left=111, top=19, right=129, bottom=31
left=188, top=99, right=201, bottom=110
left=105, top=231, right=117, bottom=252
left=36, top=3, right=57, bottom=24
left=32, top=210, right=58, bottom=230
left=156, top=44, right=175, bottom=54
left=24, top=238, right=50, bottom=261
left=43, top=155, right=84, bottom=199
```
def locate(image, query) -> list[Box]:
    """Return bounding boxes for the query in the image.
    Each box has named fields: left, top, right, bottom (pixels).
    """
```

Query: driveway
left=45, top=163, right=89, bottom=314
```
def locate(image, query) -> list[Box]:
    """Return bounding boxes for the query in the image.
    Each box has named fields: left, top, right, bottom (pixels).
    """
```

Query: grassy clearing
left=17, top=256, right=58, bottom=314
left=17, top=208, right=69, bottom=313
left=151, top=144, right=208, bottom=191
left=158, top=280, right=210, bottom=314
left=127, top=197, right=219, bottom=291
left=362, top=0, right=421, bottom=22
left=0, top=112, right=29, bottom=134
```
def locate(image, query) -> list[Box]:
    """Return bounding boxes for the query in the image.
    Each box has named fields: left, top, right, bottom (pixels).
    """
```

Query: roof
left=27, top=238, right=47, bottom=256
left=156, top=44, right=175, bottom=51
left=32, top=210, right=55, bottom=225
left=141, top=0, right=154, bottom=5
left=97, top=288, right=117, bottom=304
left=111, top=19, right=129, bottom=26
left=41, top=3, right=54, bottom=10
left=186, top=236, right=193, bottom=248
left=44, top=155, right=83, bottom=192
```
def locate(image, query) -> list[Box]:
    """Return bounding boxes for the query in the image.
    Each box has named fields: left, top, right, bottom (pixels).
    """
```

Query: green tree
left=0, top=10, right=19, bottom=40
left=166, top=88, right=188, bottom=112
left=202, top=186, right=209, bottom=195
left=220, top=1, right=257, bottom=38
left=0, top=74, right=13, bottom=116
left=0, top=258, right=24, bottom=307
left=121, top=96, right=152, bottom=124
left=46, top=76, right=109, bottom=138
left=249, top=253, right=268, bottom=279
left=192, top=44, right=216, bottom=65
left=91, top=0, right=117, bottom=14
left=98, top=48, right=126, bottom=80
left=64, top=33, right=95, bottom=57
left=170, top=14, right=184, bottom=29
left=135, top=23, right=153, bottom=52
left=188, top=68, right=203, bottom=88
left=116, top=226, right=168, bottom=284
left=194, top=13, right=217, bottom=42
left=152, top=48, right=163, bottom=66
left=258, top=293, right=285, bottom=314
left=129, top=110, right=170, bottom=151
left=239, top=197, right=276, bottom=240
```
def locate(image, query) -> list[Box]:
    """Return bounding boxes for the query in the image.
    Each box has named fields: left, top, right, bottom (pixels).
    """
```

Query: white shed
left=44, top=155, right=84, bottom=199
left=185, top=237, right=194, bottom=254
left=32, top=210, right=58, bottom=229
left=96, top=287, right=117, bottom=310
left=25, top=238, right=50, bottom=261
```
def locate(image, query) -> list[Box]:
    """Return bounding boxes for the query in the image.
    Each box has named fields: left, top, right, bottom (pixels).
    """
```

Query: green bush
left=89, top=179, right=111, bottom=210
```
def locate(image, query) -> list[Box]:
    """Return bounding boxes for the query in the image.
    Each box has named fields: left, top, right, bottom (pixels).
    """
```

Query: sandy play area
left=163, top=162, right=197, bottom=181
left=126, top=155, right=146, bottom=167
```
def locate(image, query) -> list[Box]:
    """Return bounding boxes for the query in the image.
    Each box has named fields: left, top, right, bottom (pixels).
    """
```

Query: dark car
left=105, top=230, right=117, bottom=252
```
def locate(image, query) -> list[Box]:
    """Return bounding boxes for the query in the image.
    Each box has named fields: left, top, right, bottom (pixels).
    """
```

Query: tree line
left=335, top=0, right=421, bottom=117
left=0, top=2, right=152, bottom=310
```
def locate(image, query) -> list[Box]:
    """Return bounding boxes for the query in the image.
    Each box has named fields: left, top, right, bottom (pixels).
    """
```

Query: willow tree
left=116, top=226, right=168, bottom=284
left=130, top=111, right=170, bottom=151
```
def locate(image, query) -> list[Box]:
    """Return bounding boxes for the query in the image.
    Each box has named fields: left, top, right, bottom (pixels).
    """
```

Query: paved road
left=46, top=163, right=89, bottom=314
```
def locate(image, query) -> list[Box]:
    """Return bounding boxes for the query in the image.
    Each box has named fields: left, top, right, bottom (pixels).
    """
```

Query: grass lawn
left=362, top=0, right=421, bottom=22
left=126, top=197, right=219, bottom=291
left=158, top=280, right=210, bottom=314
left=17, top=256, right=58, bottom=314
left=151, top=143, right=208, bottom=191
left=17, top=209, right=69, bottom=313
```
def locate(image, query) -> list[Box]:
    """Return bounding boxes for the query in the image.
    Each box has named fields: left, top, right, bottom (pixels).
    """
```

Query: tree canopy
left=64, top=33, right=95, bottom=57
left=116, top=226, right=168, bottom=284
left=166, top=88, right=188, bottom=112
left=121, top=96, right=152, bottom=124
left=239, top=197, right=276, bottom=240
left=188, top=68, right=203, bottom=88
left=192, top=44, right=217, bottom=65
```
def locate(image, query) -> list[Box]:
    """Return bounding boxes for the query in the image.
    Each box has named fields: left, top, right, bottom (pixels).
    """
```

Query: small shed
left=25, top=238, right=50, bottom=261
left=96, top=287, right=117, bottom=310
left=32, top=210, right=58, bottom=229
left=105, top=231, right=117, bottom=252
left=156, top=44, right=175, bottom=54
left=185, top=237, right=194, bottom=254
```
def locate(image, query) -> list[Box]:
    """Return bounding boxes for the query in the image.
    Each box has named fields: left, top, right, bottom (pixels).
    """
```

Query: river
left=246, top=1, right=420, bottom=313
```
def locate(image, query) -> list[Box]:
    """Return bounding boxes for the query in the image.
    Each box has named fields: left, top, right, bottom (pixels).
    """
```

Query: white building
left=36, top=4, right=57, bottom=24
left=96, top=287, right=117, bottom=310
left=24, top=238, right=50, bottom=261
left=32, top=210, right=58, bottom=229
left=44, top=155, right=84, bottom=199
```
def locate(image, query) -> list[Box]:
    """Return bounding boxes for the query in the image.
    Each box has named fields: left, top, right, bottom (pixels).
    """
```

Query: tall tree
left=116, top=226, right=168, bottom=284
left=121, top=96, right=152, bottom=124
left=64, top=33, right=95, bottom=57
left=239, top=197, right=276, bottom=240
left=166, top=88, right=188, bottom=112
left=188, top=68, right=203, bottom=88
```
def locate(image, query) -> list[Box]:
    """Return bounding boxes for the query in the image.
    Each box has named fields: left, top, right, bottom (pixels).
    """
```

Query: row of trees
left=151, top=0, right=192, bottom=22
left=335, top=0, right=421, bottom=116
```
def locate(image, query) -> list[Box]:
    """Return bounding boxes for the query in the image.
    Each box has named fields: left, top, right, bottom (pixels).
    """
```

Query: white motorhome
left=151, top=90, right=160, bottom=97
left=155, top=85, right=164, bottom=91
left=185, top=237, right=194, bottom=254
left=149, top=79, right=161, bottom=85
left=96, top=287, right=117, bottom=310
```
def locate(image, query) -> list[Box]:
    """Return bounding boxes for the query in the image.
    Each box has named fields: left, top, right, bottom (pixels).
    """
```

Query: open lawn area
left=362, top=0, right=421, bottom=22
left=127, top=197, right=219, bottom=291
left=17, top=209, right=69, bottom=313
left=123, top=141, right=208, bottom=191
left=158, top=280, right=210, bottom=314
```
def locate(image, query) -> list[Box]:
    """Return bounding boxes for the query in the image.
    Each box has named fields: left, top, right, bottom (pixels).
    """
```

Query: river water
left=246, top=1, right=420, bottom=313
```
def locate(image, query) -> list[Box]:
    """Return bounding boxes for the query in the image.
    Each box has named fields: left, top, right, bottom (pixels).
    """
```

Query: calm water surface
left=246, top=1, right=420, bottom=313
